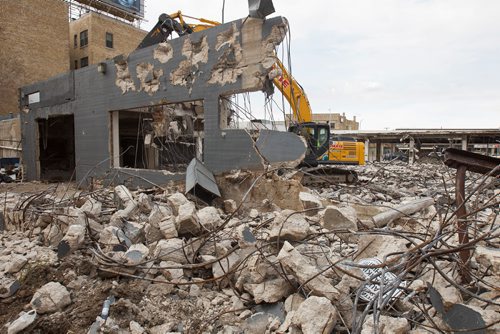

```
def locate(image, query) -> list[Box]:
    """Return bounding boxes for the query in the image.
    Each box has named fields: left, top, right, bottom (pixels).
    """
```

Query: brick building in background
left=311, top=113, right=359, bottom=131
left=285, top=112, right=359, bottom=131
left=0, top=0, right=147, bottom=116
left=0, top=0, right=70, bottom=116
left=0, top=0, right=146, bottom=158
left=70, top=11, right=146, bottom=70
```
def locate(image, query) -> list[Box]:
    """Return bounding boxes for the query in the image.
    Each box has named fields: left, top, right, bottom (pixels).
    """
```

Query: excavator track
left=299, top=166, right=358, bottom=187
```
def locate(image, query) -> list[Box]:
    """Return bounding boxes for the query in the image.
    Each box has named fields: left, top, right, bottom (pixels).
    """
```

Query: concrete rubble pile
left=0, top=161, right=499, bottom=333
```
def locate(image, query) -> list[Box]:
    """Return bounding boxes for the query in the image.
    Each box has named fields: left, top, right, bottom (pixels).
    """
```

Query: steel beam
left=444, top=148, right=500, bottom=283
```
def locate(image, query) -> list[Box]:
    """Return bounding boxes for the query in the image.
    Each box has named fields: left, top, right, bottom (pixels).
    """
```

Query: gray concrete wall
left=20, top=16, right=305, bottom=187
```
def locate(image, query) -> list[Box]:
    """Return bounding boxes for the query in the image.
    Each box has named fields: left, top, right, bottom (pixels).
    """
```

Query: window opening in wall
left=74, top=60, right=78, bottom=69
left=106, top=32, right=114, bottom=48
left=73, top=34, right=78, bottom=48
left=81, top=57, right=89, bottom=68
left=111, top=101, right=204, bottom=172
left=37, top=115, right=75, bottom=182
left=80, top=30, right=88, bottom=47
left=221, top=92, right=288, bottom=133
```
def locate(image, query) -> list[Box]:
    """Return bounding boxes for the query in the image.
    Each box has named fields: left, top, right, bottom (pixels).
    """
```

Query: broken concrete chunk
left=244, top=277, right=294, bottom=304
left=160, top=261, right=184, bottom=281
left=30, top=282, right=71, bottom=314
left=361, top=315, right=410, bottom=334
left=277, top=241, right=341, bottom=301
left=249, top=209, right=259, bottom=219
left=212, top=251, right=241, bottom=279
left=137, top=193, right=153, bottom=213
left=355, top=234, right=408, bottom=260
left=299, top=191, right=323, bottom=215
left=5, top=254, right=28, bottom=273
left=292, top=296, right=338, bottom=334
left=175, top=202, right=201, bottom=235
left=129, top=320, right=146, bottom=334
left=167, top=193, right=189, bottom=215
left=197, top=206, right=223, bottom=231
left=58, top=224, right=86, bottom=258
left=147, top=205, right=172, bottom=243
left=223, top=199, right=238, bottom=214
left=144, top=223, right=163, bottom=245
left=80, top=198, right=102, bottom=217
left=42, top=223, right=66, bottom=247
left=475, top=246, right=500, bottom=275
left=268, top=210, right=310, bottom=242
left=0, top=277, right=20, bottom=298
left=123, top=220, right=145, bottom=244
left=149, top=205, right=172, bottom=227
left=125, top=244, right=149, bottom=265
left=153, top=238, right=189, bottom=264
left=320, top=205, right=358, bottom=231
left=110, top=185, right=138, bottom=227
left=243, top=312, right=276, bottom=334
left=284, top=293, right=305, bottom=313
left=159, top=216, right=178, bottom=239
left=99, top=226, right=122, bottom=246
left=236, top=225, right=257, bottom=248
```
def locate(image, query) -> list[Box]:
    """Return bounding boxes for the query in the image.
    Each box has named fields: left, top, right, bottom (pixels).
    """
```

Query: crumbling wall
left=20, top=16, right=305, bottom=186
left=0, top=118, right=21, bottom=158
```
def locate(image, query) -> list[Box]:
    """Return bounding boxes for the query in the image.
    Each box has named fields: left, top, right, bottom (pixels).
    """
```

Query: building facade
left=69, top=11, right=146, bottom=70
left=311, top=113, right=359, bottom=130
left=285, top=112, right=359, bottom=130
left=0, top=0, right=70, bottom=116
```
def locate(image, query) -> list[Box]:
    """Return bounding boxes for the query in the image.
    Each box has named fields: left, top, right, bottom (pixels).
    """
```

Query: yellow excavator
left=138, top=12, right=365, bottom=168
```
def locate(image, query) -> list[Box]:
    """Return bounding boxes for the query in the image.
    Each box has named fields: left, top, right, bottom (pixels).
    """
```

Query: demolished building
left=20, top=15, right=305, bottom=186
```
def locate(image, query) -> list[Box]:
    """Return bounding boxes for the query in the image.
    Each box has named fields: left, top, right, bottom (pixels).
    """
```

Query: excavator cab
left=288, top=122, right=330, bottom=166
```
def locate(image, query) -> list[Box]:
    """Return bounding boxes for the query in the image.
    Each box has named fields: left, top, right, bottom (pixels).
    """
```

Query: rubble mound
left=0, top=161, right=498, bottom=333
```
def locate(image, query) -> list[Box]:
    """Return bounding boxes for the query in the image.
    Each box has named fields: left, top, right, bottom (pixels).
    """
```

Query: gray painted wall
left=20, top=16, right=305, bottom=187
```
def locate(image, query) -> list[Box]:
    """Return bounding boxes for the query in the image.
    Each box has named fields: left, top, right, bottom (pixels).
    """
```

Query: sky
left=141, top=0, right=500, bottom=130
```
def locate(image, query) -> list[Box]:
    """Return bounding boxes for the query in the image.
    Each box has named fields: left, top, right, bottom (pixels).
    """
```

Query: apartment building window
left=80, top=30, right=88, bottom=47
left=106, top=32, right=113, bottom=48
left=74, top=60, right=78, bottom=69
left=73, top=34, right=77, bottom=48
left=80, top=57, right=89, bottom=68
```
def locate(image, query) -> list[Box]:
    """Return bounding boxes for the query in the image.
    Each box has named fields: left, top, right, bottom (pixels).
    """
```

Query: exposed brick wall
left=0, top=0, right=70, bottom=115
left=69, top=12, right=147, bottom=69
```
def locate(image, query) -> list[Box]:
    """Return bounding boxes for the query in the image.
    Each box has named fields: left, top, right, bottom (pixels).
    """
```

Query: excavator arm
left=270, top=58, right=312, bottom=124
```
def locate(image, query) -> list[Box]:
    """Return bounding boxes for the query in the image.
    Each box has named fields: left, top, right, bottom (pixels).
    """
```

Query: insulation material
left=208, top=23, right=244, bottom=85
left=153, top=42, right=173, bottom=64
left=136, top=63, right=163, bottom=95
left=114, top=61, right=136, bottom=94
left=170, top=36, right=209, bottom=91
left=261, top=23, right=288, bottom=69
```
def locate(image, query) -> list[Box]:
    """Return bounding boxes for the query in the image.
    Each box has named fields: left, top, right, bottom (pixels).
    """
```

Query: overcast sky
left=142, top=0, right=500, bottom=130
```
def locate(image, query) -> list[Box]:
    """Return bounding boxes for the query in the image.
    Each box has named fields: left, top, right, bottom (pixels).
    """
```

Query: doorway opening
left=37, top=115, right=75, bottom=181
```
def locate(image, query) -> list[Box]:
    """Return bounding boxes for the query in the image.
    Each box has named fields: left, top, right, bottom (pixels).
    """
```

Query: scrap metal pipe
left=444, top=148, right=500, bottom=283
